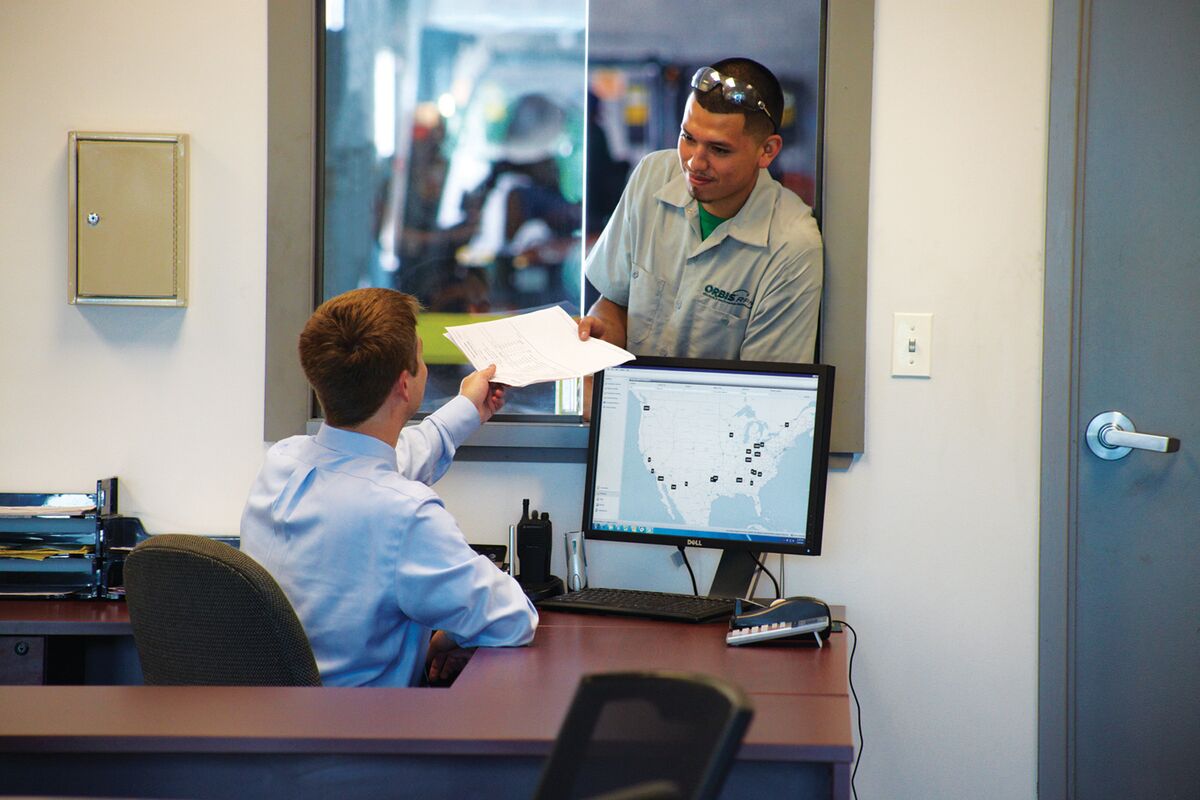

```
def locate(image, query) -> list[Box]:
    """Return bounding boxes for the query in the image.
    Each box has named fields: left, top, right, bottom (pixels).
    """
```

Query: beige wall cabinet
left=68, top=132, right=188, bottom=306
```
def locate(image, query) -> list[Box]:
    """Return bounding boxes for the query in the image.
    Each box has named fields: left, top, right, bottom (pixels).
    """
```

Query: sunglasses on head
left=690, top=67, right=777, bottom=133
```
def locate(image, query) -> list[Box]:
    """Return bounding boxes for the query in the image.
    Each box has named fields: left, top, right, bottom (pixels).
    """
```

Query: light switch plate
left=892, top=313, right=933, bottom=377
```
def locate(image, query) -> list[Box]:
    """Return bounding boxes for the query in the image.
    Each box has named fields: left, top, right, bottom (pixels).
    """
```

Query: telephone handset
left=726, top=596, right=832, bottom=647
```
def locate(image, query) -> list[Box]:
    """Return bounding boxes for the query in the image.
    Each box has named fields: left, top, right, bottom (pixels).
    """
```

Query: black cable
left=676, top=545, right=699, bottom=595
left=834, top=620, right=862, bottom=800
left=749, top=552, right=781, bottom=599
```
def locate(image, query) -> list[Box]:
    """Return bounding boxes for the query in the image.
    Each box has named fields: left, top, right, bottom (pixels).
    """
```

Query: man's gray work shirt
left=584, top=149, right=823, bottom=363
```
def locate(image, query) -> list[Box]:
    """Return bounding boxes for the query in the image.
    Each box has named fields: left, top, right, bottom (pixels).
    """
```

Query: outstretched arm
left=458, top=364, right=507, bottom=423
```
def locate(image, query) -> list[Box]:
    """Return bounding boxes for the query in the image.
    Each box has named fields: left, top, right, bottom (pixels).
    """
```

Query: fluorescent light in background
left=374, top=49, right=396, bottom=158
left=326, top=0, right=345, bottom=31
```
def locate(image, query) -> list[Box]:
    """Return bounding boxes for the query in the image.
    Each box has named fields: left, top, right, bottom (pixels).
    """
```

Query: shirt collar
left=314, top=423, right=399, bottom=470
left=656, top=164, right=777, bottom=249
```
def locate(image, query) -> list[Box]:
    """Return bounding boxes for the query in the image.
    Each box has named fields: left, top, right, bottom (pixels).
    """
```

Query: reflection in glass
left=323, top=0, right=586, bottom=415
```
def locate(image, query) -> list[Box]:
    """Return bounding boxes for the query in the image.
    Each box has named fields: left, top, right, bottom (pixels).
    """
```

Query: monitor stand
left=707, top=549, right=762, bottom=599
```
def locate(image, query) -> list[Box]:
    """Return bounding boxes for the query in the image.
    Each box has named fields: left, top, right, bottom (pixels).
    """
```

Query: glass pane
left=322, top=0, right=587, bottom=415
left=320, top=0, right=821, bottom=418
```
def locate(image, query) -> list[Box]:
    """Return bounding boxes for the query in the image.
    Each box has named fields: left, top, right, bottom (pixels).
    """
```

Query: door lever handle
left=1086, top=411, right=1180, bottom=460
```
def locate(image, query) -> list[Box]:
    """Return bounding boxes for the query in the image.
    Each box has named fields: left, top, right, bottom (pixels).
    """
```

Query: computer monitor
left=581, top=357, right=835, bottom=599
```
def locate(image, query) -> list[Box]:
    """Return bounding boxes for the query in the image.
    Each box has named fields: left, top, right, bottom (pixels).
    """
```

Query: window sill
left=458, top=419, right=590, bottom=462
left=307, top=417, right=590, bottom=462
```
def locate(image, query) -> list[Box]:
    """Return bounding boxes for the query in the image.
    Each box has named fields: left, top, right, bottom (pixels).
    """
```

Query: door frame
left=1039, top=0, right=1091, bottom=797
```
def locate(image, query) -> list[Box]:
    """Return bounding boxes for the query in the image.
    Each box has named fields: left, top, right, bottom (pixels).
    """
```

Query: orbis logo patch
left=704, top=284, right=753, bottom=309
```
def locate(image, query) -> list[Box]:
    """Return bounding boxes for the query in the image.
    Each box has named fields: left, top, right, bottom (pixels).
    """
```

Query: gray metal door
left=1041, top=0, right=1200, bottom=797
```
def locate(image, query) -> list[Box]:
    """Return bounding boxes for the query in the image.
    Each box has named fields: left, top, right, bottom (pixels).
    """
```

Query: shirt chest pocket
left=693, top=294, right=752, bottom=334
left=626, top=264, right=666, bottom=346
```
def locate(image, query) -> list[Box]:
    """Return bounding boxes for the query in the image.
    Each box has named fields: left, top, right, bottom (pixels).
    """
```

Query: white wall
left=0, top=0, right=269, bottom=534
left=0, top=1, right=1049, bottom=798
left=827, top=3, right=1048, bottom=796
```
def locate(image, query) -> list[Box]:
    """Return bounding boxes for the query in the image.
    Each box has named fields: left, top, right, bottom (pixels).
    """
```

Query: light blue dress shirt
left=240, top=395, right=538, bottom=687
left=584, top=149, right=823, bottom=363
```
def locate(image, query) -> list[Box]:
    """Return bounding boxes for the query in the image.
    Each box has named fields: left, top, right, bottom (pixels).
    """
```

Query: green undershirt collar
left=698, top=204, right=728, bottom=240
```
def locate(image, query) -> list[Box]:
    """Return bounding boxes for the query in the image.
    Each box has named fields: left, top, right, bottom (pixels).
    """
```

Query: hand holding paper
left=443, top=306, right=634, bottom=388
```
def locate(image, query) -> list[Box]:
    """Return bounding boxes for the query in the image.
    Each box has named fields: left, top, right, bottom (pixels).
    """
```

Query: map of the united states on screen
left=616, top=385, right=816, bottom=537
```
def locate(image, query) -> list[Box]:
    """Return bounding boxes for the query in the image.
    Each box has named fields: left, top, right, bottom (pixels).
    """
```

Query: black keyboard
left=537, top=587, right=736, bottom=623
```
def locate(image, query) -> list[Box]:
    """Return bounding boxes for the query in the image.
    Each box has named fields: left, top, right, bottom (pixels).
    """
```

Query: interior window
left=320, top=0, right=822, bottom=418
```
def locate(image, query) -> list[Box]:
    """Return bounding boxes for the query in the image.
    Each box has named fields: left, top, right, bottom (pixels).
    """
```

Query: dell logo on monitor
left=687, top=539, right=703, bottom=547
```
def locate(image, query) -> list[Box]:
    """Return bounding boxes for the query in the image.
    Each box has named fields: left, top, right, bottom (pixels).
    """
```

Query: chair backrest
left=534, top=670, right=754, bottom=800
left=124, top=534, right=321, bottom=686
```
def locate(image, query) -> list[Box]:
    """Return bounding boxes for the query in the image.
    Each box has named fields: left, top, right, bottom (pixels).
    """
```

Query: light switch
left=892, top=312, right=933, bottom=377
left=68, top=132, right=188, bottom=306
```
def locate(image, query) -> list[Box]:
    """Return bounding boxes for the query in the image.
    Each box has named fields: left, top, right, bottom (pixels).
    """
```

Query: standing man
left=579, top=58, right=822, bottom=363
left=241, top=288, right=537, bottom=687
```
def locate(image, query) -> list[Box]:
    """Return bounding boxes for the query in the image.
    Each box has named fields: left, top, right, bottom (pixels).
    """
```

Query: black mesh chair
left=124, top=533, right=321, bottom=686
left=533, top=671, right=754, bottom=800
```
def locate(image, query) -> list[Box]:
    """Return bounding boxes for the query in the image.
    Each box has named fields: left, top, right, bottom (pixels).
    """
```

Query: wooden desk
left=0, top=602, right=853, bottom=799
left=0, top=600, right=140, bottom=685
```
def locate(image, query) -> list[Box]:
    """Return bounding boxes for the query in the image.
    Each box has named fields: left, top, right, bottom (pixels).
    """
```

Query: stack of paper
left=443, top=306, right=634, bottom=388
left=0, top=505, right=96, bottom=517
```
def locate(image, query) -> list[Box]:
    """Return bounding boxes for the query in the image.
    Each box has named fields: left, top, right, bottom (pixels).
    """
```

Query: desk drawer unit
left=0, top=635, right=45, bottom=685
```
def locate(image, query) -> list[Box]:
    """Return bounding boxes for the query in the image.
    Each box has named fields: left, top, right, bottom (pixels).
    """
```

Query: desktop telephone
left=726, top=596, right=832, bottom=647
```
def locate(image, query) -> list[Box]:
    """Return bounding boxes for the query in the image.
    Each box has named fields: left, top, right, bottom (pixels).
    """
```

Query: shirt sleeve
left=394, top=494, right=538, bottom=649
left=739, top=244, right=824, bottom=364
left=394, top=394, right=480, bottom=485
left=584, top=154, right=653, bottom=307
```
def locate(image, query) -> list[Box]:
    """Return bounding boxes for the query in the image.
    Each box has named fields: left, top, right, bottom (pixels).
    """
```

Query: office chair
left=533, top=670, right=754, bottom=800
left=124, top=533, right=321, bottom=686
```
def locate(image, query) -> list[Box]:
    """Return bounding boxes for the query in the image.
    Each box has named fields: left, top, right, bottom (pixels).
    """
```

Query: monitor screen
left=582, top=358, right=835, bottom=572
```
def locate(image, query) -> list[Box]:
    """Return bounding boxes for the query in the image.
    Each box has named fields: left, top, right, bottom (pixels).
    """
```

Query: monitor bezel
left=581, top=356, right=835, bottom=558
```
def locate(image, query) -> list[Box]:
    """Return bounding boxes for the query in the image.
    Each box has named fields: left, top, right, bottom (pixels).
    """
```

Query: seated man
left=241, top=288, right=537, bottom=687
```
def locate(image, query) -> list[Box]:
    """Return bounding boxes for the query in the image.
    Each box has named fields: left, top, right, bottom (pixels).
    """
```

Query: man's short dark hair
left=298, top=288, right=421, bottom=427
left=693, top=57, right=783, bottom=141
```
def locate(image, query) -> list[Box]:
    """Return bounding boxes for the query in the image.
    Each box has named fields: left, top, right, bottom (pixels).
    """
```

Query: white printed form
left=443, top=306, right=635, bottom=387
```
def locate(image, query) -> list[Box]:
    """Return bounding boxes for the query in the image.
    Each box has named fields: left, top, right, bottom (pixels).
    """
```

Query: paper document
left=443, top=306, right=634, bottom=388
left=0, top=546, right=95, bottom=561
left=0, top=504, right=95, bottom=517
